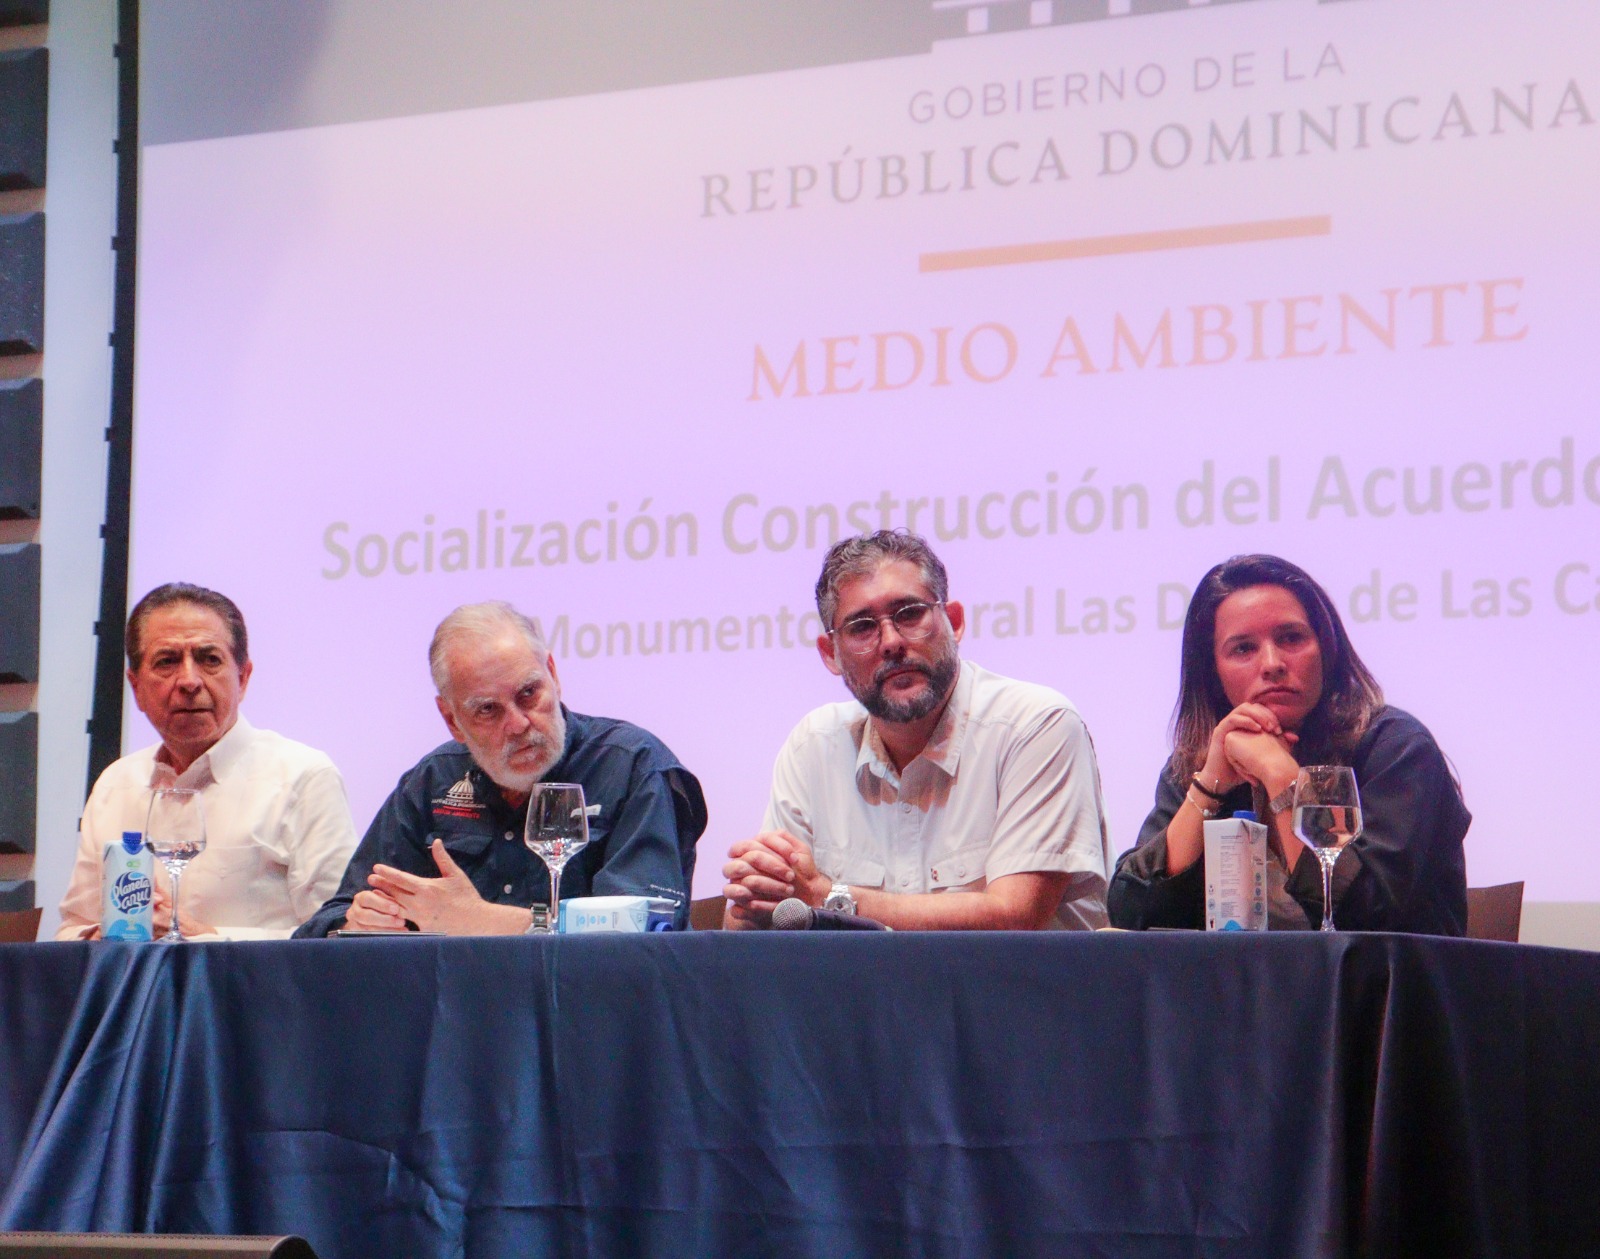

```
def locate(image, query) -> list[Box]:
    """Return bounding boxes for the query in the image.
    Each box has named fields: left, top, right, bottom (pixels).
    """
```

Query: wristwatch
left=822, top=881, right=857, bottom=915
left=1269, top=782, right=1297, bottom=816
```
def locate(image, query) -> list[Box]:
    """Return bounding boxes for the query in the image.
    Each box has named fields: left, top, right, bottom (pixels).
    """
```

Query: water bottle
left=102, top=830, right=155, bottom=941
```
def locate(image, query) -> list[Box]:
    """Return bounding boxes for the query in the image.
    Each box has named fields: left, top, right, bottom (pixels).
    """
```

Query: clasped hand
left=150, top=879, right=216, bottom=939
left=1203, top=702, right=1300, bottom=794
left=722, top=831, right=828, bottom=929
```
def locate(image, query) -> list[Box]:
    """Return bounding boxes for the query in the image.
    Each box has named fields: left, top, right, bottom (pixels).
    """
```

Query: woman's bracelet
left=1185, top=788, right=1221, bottom=820
left=1190, top=774, right=1228, bottom=802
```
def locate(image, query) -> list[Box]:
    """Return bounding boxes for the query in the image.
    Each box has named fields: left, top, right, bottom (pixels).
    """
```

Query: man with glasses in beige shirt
left=723, top=531, right=1111, bottom=931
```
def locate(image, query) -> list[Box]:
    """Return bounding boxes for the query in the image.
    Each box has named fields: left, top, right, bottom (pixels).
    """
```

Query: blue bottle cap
left=1234, top=810, right=1258, bottom=823
left=121, top=831, right=143, bottom=855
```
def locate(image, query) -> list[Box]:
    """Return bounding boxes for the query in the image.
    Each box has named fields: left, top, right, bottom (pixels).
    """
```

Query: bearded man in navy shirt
left=297, top=601, right=705, bottom=936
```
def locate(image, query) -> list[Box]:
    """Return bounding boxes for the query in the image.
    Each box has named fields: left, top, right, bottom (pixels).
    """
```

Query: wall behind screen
left=129, top=0, right=1600, bottom=936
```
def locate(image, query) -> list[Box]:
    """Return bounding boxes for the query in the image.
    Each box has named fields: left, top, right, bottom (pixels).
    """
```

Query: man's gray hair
left=428, top=601, right=549, bottom=695
left=814, top=530, right=950, bottom=628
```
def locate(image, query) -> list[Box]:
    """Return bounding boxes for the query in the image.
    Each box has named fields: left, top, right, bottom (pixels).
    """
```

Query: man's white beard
left=487, top=706, right=568, bottom=795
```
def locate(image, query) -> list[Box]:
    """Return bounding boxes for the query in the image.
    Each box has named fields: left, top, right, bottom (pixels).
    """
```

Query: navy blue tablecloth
left=1, top=932, right=1597, bottom=1258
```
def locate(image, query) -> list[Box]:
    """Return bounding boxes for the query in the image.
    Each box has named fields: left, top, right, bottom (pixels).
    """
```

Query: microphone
left=771, top=897, right=891, bottom=932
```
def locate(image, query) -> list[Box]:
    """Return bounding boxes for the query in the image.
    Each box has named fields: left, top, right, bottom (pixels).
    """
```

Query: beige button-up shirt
left=763, top=661, right=1112, bottom=928
left=56, top=717, right=359, bottom=939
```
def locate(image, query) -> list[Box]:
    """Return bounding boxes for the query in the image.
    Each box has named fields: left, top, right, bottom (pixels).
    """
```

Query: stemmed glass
left=1292, top=766, right=1364, bottom=932
left=146, top=787, right=207, bottom=943
left=524, top=783, right=591, bottom=934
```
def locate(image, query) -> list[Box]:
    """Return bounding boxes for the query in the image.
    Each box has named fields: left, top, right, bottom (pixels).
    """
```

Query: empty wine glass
left=524, top=783, right=590, bottom=934
left=1292, top=766, right=1364, bottom=932
left=146, top=787, right=206, bottom=943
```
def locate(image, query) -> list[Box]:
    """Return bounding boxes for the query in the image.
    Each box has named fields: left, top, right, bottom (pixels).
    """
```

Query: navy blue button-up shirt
left=296, top=708, right=706, bottom=936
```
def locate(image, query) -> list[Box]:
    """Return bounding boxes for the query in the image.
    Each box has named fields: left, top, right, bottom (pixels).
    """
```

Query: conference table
left=2, top=931, right=1598, bottom=1258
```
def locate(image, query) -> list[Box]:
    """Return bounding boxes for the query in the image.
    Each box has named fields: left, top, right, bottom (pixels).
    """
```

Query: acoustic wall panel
left=0, top=48, right=46, bottom=191
left=0, top=711, right=35, bottom=855
left=0, top=212, right=43, bottom=355
left=0, top=378, right=41, bottom=518
left=0, top=543, right=39, bottom=683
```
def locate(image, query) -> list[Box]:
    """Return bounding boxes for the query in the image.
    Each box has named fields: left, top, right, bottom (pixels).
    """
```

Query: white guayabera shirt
left=57, top=716, right=359, bottom=939
left=763, top=660, right=1113, bottom=929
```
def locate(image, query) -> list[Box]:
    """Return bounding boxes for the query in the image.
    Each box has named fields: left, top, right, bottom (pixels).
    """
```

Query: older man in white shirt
left=723, top=531, right=1111, bottom=931
left=56, top=583, right=357, bottom=940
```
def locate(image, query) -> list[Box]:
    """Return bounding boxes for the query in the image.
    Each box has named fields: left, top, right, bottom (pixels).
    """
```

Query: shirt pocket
left=928, top=843, right=989, bottom=891
left=434, top=827, right=497, bottom=865
left=186, top=844, right=275, bottom=925
left=831, top=853, right=886, bottom=889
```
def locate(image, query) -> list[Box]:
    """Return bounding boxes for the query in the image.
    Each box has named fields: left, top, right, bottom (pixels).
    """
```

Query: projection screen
left=129, top=0, right=1600, bottom=907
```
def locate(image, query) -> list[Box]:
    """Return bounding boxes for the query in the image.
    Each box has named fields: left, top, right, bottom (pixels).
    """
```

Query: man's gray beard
left=849, top=646, right=960, bottom=724
left=489, top=706, right=568, bottom=795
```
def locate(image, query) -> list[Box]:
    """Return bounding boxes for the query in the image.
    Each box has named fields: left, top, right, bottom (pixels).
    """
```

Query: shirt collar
left=920, top=659, right=973, bottom=776
left=465, top=762, right=525, bottom=824
left=853, top=659, right=973, bottom=785
left=151, top=714, right=253, bottom=789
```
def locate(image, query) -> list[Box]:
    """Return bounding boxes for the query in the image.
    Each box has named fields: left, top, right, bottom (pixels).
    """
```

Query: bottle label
left=111, top=869, right=153, bottom=914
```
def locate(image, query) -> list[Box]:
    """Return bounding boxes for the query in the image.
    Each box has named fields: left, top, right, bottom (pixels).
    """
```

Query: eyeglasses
left=831, top=602, right=944, bottom=655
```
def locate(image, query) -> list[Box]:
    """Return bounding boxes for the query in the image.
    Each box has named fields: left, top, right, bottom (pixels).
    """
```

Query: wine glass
left=146, top=787, right=207, bottom=943
left=1292, top=766, right=1364, bottom=932
left=524, top=783, right=591, bottom=934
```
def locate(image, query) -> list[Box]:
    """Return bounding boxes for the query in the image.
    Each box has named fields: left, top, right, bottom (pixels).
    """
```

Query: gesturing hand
left=360, top=840, right=498, bottom=935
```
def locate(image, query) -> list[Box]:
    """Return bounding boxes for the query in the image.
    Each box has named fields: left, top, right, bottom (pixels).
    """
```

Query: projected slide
left=131, top=0, right=1599, bottom=900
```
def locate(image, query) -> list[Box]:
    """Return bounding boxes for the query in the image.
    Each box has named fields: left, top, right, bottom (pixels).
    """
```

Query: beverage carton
left=1204, top=811, right=1268, bottom=931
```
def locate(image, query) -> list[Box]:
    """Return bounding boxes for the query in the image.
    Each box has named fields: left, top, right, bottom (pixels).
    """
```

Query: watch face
left=823, top=887, right=856, bottom=914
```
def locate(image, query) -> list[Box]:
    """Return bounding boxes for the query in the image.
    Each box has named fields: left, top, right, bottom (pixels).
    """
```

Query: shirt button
left=503, top=883, right=513, bottom=895
left=503, top=831, right=514, bottom=841
left=900, top=803, right=912, bottom=814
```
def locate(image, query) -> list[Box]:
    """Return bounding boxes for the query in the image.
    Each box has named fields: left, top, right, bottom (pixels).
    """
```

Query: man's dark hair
left=814, top=530, right=950, bottom=628
left=126, top=583, right=250, bottom=670
left=1170, top=554, right=1383, bottom=779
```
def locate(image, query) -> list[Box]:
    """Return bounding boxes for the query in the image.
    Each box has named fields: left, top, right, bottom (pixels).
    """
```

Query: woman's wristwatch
left=1268, top=782, right=1298, bottom=816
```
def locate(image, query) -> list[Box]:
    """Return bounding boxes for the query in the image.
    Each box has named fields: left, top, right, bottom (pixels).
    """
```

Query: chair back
left=689, top=897, right=725, bottom=931
left=0, top=908, right=41, bottom=944
left=1466, top=881, right=1524, bottom=942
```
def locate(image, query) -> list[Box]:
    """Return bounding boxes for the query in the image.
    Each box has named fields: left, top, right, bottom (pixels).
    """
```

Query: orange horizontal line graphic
left=918, top=215, right=1332, bottom=273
